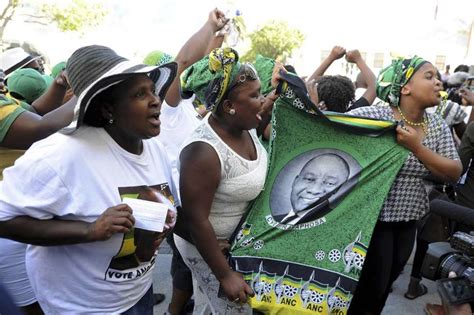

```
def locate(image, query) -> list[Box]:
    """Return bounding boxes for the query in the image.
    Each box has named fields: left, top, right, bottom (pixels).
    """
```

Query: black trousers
left=348, top=220, right=417, bottom=315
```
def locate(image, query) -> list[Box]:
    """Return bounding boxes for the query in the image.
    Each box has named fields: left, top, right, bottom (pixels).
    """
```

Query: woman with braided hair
left=346, top=56, right=462, bottom=314
left=173, top=47, right=282, bottom=314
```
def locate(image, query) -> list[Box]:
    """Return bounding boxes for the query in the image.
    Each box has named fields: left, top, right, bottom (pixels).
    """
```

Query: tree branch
left=24, top=20, right=48, bottom=26
left=0, top=0, right=17, bottom=22
left=0, top=0, right=19, bottom=40
left=19, top=13, right=47, bottom=19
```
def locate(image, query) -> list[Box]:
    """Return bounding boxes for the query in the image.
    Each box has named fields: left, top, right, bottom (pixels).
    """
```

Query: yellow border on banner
left=327, top=115, right=394, bottom=128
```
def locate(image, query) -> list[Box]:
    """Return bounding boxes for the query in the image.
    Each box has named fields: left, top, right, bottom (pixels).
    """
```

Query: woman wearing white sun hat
left=0, top=45, right=178, bottom=314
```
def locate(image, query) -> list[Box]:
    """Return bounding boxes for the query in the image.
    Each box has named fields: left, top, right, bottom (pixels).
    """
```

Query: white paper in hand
left=123, top=198, right=168, bottom=232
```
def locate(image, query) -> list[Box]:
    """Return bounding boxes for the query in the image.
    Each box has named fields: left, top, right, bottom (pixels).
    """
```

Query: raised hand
left=271, top=62, right=287, bottom=89
left=209, top=8, right=229, bottom=32
left=345, top=49, right=363, bottom=64
left=459, top=87, right=474, bottom=106
left=305, top=79, right=319, bottom=105
left=329, top=46, right=346, bottom=61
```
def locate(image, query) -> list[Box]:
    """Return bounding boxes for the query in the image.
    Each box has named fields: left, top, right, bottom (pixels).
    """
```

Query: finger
left=396, top=125, right=409, bottom=133
left=111, top=225, right=131, bottom=234
left=115, top=204, right=133, bottom=213
left=220, top=242, right=231, bottom=250
left=244, top=282, right=255, bottom=297
left=113, top=217, right=134, bottom=229
left=238, top=290, right=248, bottom=304
left=111, top=210, right=135, bottom=224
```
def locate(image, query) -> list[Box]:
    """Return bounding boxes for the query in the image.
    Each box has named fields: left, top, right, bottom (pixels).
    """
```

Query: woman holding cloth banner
left=173, top=47, right=282, bottom=314
left=347, top=57, right=462, bottom=314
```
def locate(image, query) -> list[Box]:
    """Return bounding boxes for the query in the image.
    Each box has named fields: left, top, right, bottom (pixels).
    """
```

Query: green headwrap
left=376, top=56, right=428, bottom=106
left=253, top=54, right=275, bottom=96
left=181, top=47, right=245, bottom=112
left=143, top=50, right=174, bottom=66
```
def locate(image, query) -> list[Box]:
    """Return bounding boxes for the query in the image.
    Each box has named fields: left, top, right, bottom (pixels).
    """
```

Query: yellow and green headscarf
left=181, top=47, right=246, bottom=112
left=376, top=56, right=428, bottom=106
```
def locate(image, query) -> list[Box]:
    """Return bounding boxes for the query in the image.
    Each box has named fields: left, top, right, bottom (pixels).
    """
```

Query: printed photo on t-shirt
left=104, top=183, right=175, bottom=282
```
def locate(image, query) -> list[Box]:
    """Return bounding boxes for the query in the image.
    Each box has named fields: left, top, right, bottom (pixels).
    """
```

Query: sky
left=4, top=0, right=474, bottom=76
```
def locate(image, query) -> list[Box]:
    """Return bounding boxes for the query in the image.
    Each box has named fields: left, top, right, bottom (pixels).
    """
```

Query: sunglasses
left=228, top=63, right=259, bottom=91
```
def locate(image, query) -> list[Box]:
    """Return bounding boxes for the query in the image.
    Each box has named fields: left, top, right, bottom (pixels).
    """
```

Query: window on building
left=321, top=50, right=330, bottom=63
left=435, top=55, right=446, bottom=71
left=374, top=53, right=385, bottom=68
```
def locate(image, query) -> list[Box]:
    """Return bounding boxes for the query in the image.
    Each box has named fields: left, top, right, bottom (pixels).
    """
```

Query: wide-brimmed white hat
left=61, top=45, right=177, bottom=134
left=0, top=47, right=42, bottom=77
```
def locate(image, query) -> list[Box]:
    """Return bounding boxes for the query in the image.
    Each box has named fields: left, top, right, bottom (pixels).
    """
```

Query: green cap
left=7, top=68, right=53, bottom=104
left=50, top=61, right=66, bottom=79
left=143, top=50, right=174, bottom=66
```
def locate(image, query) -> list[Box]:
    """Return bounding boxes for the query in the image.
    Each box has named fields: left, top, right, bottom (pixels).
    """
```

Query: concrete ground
left=152, top=243, right=441, bottom=315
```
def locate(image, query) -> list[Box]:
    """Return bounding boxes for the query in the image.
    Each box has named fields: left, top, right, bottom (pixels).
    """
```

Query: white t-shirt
left=0, top=127, right=178, bottom=313
left=157, top=97, right=203, bottom=192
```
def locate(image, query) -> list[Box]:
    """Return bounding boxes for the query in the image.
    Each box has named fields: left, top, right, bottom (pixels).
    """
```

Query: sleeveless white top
left=181, top=116, right=268, bottom=239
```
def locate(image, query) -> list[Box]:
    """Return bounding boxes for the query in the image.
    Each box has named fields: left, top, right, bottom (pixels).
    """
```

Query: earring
left=108, top=118, right=114, bottom=124
left=229, top=109, right=236, bottom=115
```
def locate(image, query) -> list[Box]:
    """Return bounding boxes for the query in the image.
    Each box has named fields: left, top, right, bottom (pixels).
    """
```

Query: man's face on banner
left=290, top=155, right=349, bottom=212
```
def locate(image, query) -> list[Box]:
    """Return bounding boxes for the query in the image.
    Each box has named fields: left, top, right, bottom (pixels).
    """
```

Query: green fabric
left=181, top=48, right=242, bottom=112
left=0, top=95, right=31, bottom=142
left=229, top=86, right=408, bottom=314
left=254, top=54, right=275, bottom=96
left=50, top=61, right=66, bottom=79
left=376, top=56, right=427, bottom=106
left=143, top=50, right=173, bottom=66
left=6, top=68, right=52, bottom=104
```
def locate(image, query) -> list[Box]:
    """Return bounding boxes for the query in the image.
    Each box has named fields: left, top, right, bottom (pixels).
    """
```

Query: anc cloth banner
left=229, top=83, right=409, bottom=314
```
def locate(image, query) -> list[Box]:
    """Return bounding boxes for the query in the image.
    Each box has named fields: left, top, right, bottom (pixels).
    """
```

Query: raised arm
left=31, top=71, right=72, bottom=115
left=206, top=30, right=226, bottom=55
left=453, top=88, right=474, bottom=138
left=458, top=123, right=474, bottom=173
left=1, top=96, right=76, bottom=149
left=346, top=49, right=377, bottom=105
left=179, top=142, right=253, bottom=303
left=308, top=45, right=345, bottom=82
left=166, top=8, right=229, bottom=106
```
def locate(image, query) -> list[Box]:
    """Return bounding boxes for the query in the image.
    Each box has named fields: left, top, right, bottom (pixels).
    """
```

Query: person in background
left=6, top=68, right=53, bottom=105
left=307, top=46, right=377, bottom=111
left=0, top=47, right=43, bottom=78
left=455, top=88, right=474, bottom=211
left=441, top=64, right=450, bottom=86
left=0, top=69, right=6, bottom=94
left=50, top=61, right=66, bottom=79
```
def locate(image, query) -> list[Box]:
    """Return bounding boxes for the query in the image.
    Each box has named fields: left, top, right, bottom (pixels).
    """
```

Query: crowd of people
left=0, top=7, right=474, bottom=315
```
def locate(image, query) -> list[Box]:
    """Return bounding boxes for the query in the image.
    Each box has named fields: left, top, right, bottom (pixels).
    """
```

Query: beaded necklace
left=397, top=105, right=428, bottom=134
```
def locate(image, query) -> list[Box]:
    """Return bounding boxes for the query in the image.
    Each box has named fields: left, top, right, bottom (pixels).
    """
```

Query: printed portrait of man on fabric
left=270, top=149, right=361, bottom=226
